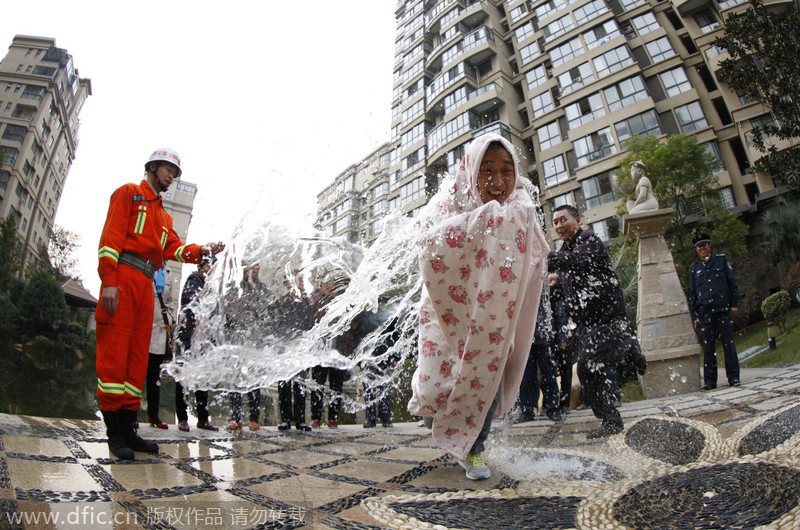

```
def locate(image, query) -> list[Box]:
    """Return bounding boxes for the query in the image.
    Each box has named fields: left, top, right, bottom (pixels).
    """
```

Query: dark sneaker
left=382, top=421, right=393, bottom=428
left=363, top=420, right=377, bottom=428
left=586, top=422, right=623, bottom=439
left=296, top=423, right=312, bottom=431
left=701, top=384, right=716, bottom=391
left=277, top=422, right=291, bottom=431
left=513, top=411, right=536, bottom=424
left=730, top=380, right=741, bottom=387
left=560, top=403, right=571, bottom=415
left=547, top=409, right=563, bottom=422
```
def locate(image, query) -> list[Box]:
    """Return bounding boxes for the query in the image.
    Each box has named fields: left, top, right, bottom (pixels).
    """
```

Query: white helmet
left=145, top=147, right=182, bottom=177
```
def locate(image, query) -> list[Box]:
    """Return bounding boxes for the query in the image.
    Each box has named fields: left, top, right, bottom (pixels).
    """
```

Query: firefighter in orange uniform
left=95, top=147, right=224, bottom=460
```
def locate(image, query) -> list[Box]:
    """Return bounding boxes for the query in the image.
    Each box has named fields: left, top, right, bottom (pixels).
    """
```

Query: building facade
left=162, top=178, right=198, bottom=302
left=318, top=0, right=794, bottom=248
left=0, top=35, right=92, bottom=274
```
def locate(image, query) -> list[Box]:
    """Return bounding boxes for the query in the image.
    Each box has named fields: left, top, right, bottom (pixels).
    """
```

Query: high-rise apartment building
left=319, top=0, right=794, bottom=248
left=162, top=178, right=198, bottom=301
left=0, top=35, right=92, bottom=274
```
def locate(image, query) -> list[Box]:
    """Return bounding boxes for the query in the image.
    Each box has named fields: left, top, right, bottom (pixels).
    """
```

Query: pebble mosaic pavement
left=0, top=365, right=798, bottom=529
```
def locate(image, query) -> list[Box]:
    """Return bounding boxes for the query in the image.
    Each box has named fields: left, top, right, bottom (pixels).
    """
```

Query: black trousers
left=553, top=343, right=575, bottom=410
left=311, top=366, right=346, bottom=422
left=230, top=390, right=261, bottom=423
left=278, top=370, right=308, bottom=424
left=175, top=382, right=211, bottom=424
left=576, top=322, right=635, bottom=428
left=146, top=353, right=165, bottom=420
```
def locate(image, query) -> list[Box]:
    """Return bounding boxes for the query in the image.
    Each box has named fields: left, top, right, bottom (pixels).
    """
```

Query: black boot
left=119, top=409, right=159, bottom=454
left=101, top=411, right=134, bottom=460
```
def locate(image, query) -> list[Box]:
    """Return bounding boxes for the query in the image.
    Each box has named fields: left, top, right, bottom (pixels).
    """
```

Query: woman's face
left=477, top=146, right=516, bottom=205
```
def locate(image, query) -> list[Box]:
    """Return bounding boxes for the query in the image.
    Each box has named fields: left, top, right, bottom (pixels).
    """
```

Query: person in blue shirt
left=688, top=233, right=741, bottom=390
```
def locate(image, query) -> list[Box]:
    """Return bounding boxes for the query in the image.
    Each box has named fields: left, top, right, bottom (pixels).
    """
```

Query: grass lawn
left=723, top=307, right=800, bottom=368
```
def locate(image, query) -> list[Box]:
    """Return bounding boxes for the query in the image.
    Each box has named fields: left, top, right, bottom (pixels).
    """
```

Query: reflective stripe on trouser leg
left=95, top=265, right=155, bottom=411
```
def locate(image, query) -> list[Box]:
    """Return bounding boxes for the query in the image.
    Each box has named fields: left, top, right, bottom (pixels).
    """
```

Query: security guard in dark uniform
left=688, top=233, right=740, bottom=390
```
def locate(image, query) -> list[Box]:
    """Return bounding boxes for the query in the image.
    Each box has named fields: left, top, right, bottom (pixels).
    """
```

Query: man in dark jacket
left=175, top=258, right=219, bottom=432
left=688, top=233, right=740, bottom=390
left=547, top=205, right=646, bottom=439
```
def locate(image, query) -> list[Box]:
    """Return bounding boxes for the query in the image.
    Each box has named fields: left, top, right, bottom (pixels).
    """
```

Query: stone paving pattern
left=0, top=365, right=798, bottom=528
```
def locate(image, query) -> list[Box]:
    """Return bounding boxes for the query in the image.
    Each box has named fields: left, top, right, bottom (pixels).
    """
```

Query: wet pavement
left=0, top=365, right=799, bottom=528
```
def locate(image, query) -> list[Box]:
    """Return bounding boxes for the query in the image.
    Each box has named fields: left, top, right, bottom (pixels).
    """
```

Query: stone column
left=623, top=209, right=701, bottom=398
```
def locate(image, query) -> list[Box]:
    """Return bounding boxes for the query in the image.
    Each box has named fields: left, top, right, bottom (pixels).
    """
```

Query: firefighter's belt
left=119, top=251, right=156, bottom=280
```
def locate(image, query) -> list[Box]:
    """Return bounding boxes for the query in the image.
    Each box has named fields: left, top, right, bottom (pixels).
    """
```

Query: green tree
left=757, top=197, right=800, bottom=267
left=715, top=0, right=800, bottom=190
left=15, top=271, right=69, bottom=340
left=41, top=225, right=82, bottom=282
left=0, top=214, right=20, bottom=293
left=616, top=134, right=748, bottom=288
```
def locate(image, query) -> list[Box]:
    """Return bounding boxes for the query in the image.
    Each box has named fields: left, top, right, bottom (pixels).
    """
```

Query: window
left=746, top=113, right=778, bottom=145
left=720, top=186, right=735, bottom=208
left=2, top=124, right=26, bottom=143
left=614, top=109, right=662, bottom=142
left=526, top=65, right=548, bottom=91
left=551, top=38, right=585, bottom=67
left=632, top=12, right=659, bottom=35
left=400, top=175, right=425, bottom=205
left=531, top=91, right=555, bottom=119
left=574, top=0, right=608, bottom=25
left=582, top=171, right=616, bottom=210
left=704, top=44, right=724, bottom=59
left=520, top=42, right=541, bottom=65
left=401, top=121, right=427, bottom=148
left=583, top=20, right=620, bottom=50
left=543, top=15, right=575, bottom=42
left=703, top=141, right=724, bottom=174
left=537, top=121, right=562, bottom=151
left=536, top=0, right=567, bottom=21
left=565, top=93, right=605, bottom=130
left=660, top=67, right=692, bottom=97
left=645, top=37, right=676, bottom=63
left=515, top=22, right=535, bottom=44
left=574, top=128, right=617, bottom=167
left=693, top=9, right=720, bottom=33
left=0, top=146, right=19, bottom=165
left=21, top=85, right=45, bottom=102
left=604, top=76, right=648, bottom=111
left=509, top=3, right=529, bottom=22
left=621, top=0, right=647, bottom=8
left=675, top=101, right=709, bottom=133
left=0, top=171, right=8, bottom=191
left=543, top=155, right=569, bottom=187
left=549, top=192, right=575, bottom=210
left=557, top=62, right=594, bottom=96
left=591, top=217, right=620, bottom=241
left=595, top=46, right=634, bottom=79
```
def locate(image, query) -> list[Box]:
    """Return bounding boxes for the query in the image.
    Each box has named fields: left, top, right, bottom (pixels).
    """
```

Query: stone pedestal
left=624, top=209, right=701, bottom=398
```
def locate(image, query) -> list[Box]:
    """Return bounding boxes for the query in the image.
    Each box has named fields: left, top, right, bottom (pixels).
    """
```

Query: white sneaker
left=458, top=452, right=491, bottom=480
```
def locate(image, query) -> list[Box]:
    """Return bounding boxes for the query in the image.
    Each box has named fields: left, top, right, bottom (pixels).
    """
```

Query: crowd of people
left=96, top=141, right=740, bottom=483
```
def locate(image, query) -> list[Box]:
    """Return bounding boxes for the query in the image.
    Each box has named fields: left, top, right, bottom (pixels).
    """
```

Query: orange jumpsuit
left=95, top=179, right=204, bottom=412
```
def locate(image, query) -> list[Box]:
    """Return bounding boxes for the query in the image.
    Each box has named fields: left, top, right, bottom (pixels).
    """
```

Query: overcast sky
left=1, top=1, right=397, bottom=296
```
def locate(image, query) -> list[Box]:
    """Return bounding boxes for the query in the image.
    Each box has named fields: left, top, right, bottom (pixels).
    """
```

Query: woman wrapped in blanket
left=408, top=133, right=549, bottom=480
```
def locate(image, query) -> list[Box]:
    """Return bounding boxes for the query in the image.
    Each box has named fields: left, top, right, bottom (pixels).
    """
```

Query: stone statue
left=624, top=160, right=659, bottom=214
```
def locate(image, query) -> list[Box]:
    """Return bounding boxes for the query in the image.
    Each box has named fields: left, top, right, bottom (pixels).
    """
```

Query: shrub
left=761, top=290, right=792, bottom=332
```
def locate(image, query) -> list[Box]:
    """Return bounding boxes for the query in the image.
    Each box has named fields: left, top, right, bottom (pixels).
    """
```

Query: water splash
left=163, top=201, right=425, bottom=414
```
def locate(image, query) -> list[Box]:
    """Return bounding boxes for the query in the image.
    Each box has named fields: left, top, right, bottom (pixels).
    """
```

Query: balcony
left=425, top=0, right=463, bottom=27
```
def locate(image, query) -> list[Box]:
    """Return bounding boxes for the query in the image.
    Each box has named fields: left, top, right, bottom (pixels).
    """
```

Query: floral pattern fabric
left=408, top=133, right=549, bottom=460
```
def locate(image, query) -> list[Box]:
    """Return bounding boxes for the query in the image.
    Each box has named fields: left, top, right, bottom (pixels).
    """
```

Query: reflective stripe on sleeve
left=98, top=247, right=120, bottom=262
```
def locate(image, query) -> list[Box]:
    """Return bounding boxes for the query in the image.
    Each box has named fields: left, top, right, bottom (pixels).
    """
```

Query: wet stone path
left=0, top=364, right=798, bottom=529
